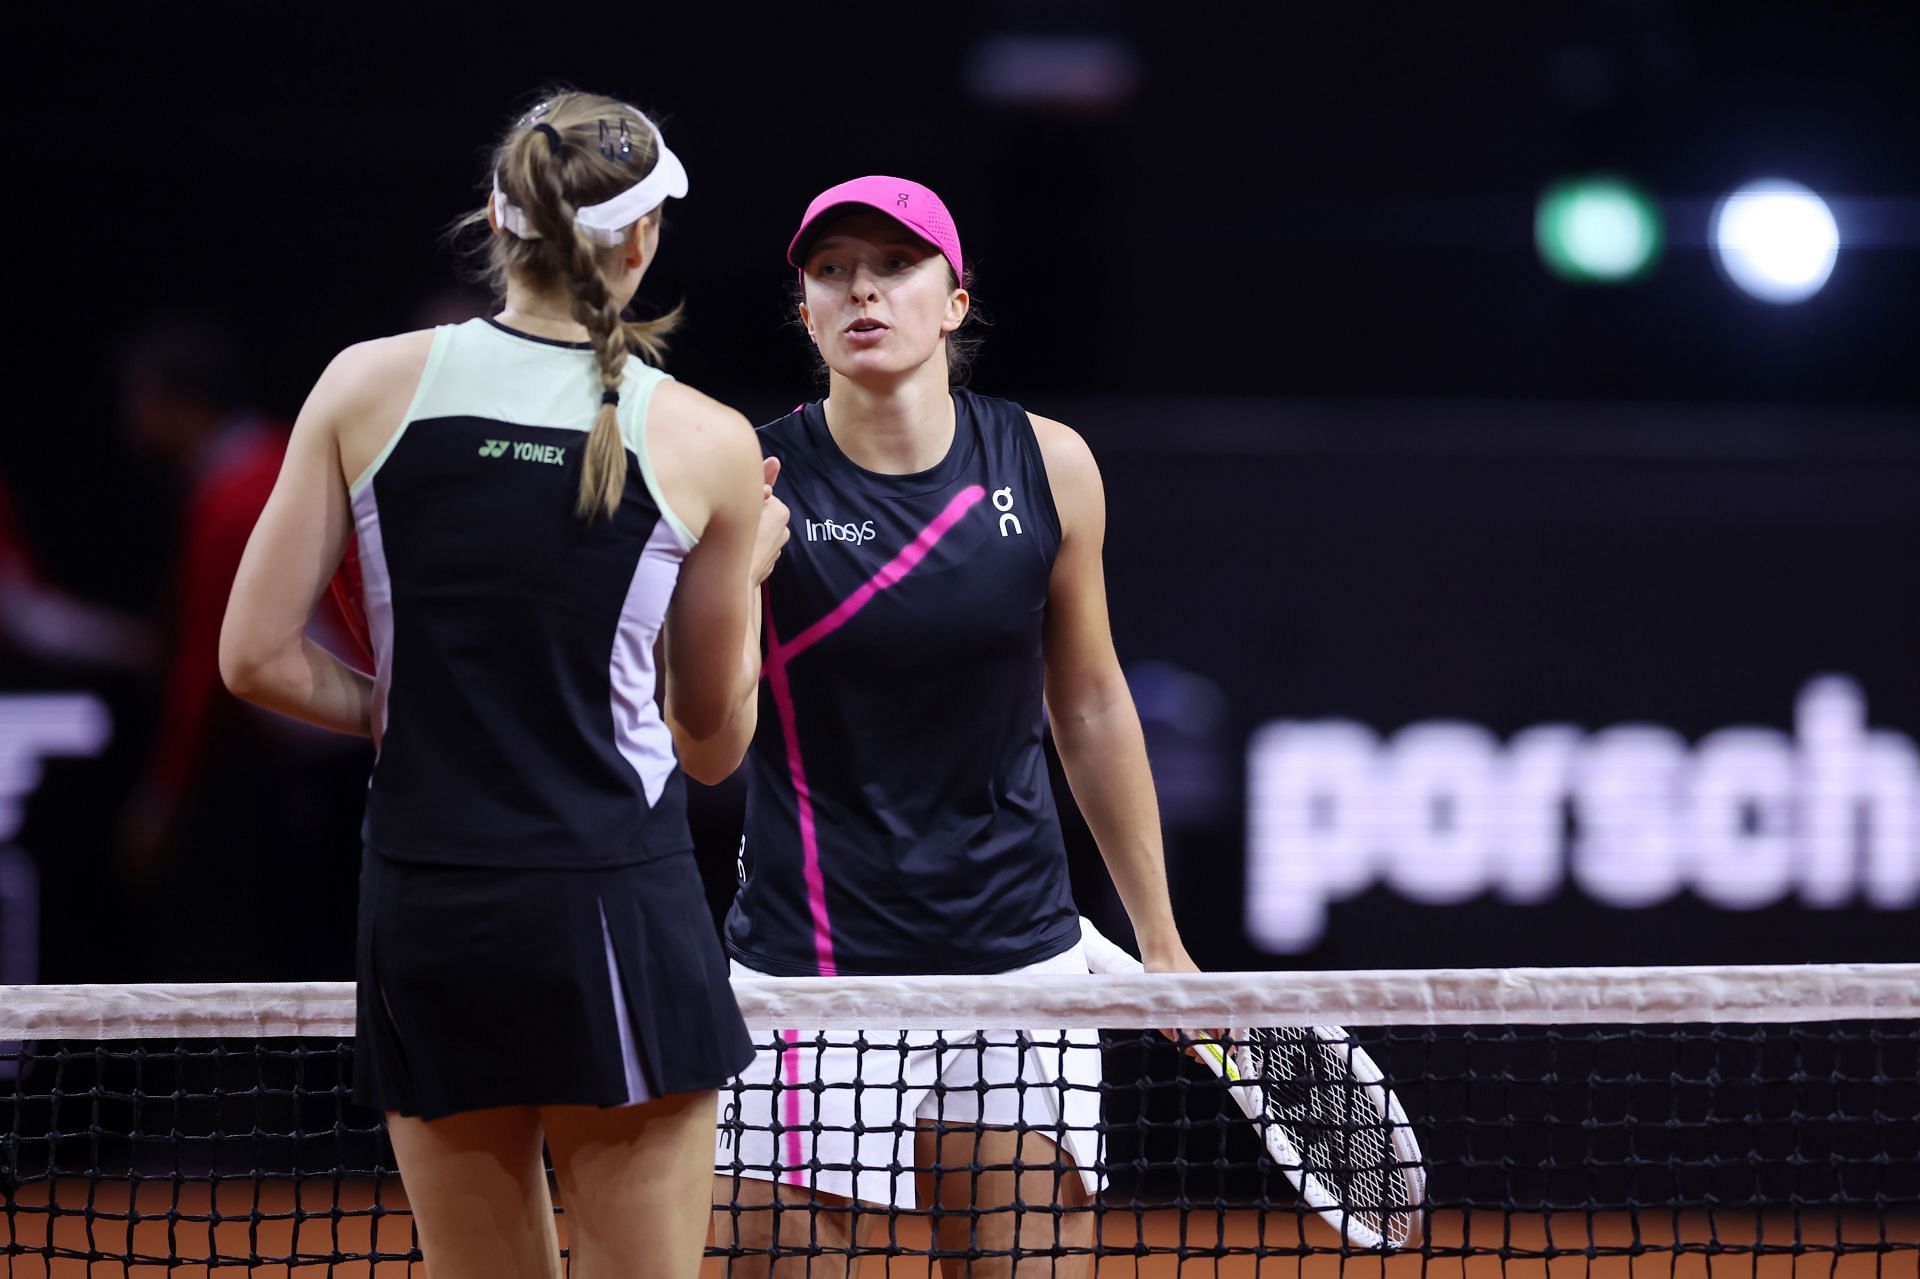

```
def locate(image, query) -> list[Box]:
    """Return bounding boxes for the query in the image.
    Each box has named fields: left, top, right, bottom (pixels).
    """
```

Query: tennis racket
left=1078, top=918, right=1426, bottom=1250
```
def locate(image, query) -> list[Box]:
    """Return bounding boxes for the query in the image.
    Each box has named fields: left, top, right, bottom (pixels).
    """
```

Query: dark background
left=4, top=3, right=1916, bottom=985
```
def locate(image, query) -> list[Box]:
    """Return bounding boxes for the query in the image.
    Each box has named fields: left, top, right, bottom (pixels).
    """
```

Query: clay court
left=5, top=1179, right=1911, bottom=1277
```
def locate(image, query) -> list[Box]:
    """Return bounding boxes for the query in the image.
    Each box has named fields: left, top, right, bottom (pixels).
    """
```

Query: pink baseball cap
left=786, top=176, right=964, bottom=280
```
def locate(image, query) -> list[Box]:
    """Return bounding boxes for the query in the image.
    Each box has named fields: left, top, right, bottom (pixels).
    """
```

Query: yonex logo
left=479, top=440, right=567, bottom=466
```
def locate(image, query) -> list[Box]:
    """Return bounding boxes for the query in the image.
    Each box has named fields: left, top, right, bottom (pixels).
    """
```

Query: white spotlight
left=1711, top=179, right=1839, bottom=304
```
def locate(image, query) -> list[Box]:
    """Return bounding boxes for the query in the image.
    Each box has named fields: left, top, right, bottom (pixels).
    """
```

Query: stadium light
left=1535, top=176, right=1662, bottom=284
left=1711, top=179, right=1839, bottom=304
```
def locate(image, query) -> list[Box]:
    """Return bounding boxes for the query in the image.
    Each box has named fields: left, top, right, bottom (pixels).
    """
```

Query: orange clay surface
left=4, top=1180, right=1913, bottom=1276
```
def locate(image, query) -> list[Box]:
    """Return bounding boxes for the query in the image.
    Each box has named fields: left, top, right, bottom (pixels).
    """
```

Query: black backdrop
left=3, top=9, right=1916, bottom=1229
left=6, top=4, right=1918, bottom=982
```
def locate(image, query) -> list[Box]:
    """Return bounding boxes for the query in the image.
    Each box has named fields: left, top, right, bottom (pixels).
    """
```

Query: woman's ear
left=624, top=215, right=657, bottom=272
left=942, top=287, right=971, bottom=335
left=798, top=301, right=818, bottom=344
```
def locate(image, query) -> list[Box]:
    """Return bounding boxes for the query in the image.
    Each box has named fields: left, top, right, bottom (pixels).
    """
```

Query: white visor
left=490, top=118, right=688, bottom=248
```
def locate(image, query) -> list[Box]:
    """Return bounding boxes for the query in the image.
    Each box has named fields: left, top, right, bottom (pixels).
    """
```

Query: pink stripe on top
left=760, top=484, right=989, bottom=976
left=764, top=603, right=836, bottom=976
left=772, top=485, right=987, bottom=664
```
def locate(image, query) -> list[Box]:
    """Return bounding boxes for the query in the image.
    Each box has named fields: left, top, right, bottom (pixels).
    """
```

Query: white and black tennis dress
left=348, top=317, right=752, bottom=1120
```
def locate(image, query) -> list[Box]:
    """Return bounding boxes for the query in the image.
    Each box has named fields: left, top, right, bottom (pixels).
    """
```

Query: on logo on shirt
left=993, top=487, right=1023, bottom=537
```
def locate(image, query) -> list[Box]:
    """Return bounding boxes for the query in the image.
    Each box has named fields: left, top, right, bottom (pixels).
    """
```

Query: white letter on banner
left=1797, top=675, right=1920, bottom=909
left=1858, top=730, right=1920, bottom=908
left=1380, top=722, right=1499, bottom=905
left=1245, top=720, right=1380, bottom=952
left=1688, top=728, right=1796, bottom=910
left=1571, top=725, right=1688, bottom=907
left=1494, top=725, right=1581, bottom=904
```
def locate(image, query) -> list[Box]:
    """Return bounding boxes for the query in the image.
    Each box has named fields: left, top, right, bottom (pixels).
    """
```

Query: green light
left=1536, top=177, right=1662, bottom=283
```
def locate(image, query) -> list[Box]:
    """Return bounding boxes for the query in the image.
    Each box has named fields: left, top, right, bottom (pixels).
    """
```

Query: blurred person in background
left=220, top=90, right=784, bottom=1279
left=114, top=315, right=368, bottom=977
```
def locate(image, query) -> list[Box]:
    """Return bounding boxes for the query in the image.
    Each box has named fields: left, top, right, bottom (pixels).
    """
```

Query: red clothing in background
left=330, top=535, right=374, bottom=673
left=145, top=420, right=365, bottom=800
left=0, top=476, right=37, bottom=580
left=0, top=476, right=36, bottom=663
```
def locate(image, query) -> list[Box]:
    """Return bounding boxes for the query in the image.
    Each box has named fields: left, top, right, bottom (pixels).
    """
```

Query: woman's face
left=799, top=209, right=968, bottom=383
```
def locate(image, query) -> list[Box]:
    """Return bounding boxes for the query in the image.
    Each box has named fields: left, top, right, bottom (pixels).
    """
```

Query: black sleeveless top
left=724, top=389, right=1081, bottom=976
left=354, top=318, right=693, bottom=870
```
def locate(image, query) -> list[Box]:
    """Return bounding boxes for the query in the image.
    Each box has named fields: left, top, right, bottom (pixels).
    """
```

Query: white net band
left=3, top=962, right=1914, bottom=1040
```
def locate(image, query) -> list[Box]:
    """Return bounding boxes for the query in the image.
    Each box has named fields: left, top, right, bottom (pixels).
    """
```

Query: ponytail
left=469, top=91, right=686, bottom=519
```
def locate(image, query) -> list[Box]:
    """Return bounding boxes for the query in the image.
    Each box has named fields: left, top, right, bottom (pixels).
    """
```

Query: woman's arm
left=217, top=340, right=419, bottom=736
left=1033, top=413, right=1197, bottom=974
left=657, top=398, right=770, bottom=754
left=669, top=458, right=788, bottom=784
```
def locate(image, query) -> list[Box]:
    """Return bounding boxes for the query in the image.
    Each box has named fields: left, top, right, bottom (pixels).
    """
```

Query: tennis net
left=4, top=963, right=1916, bottom=1275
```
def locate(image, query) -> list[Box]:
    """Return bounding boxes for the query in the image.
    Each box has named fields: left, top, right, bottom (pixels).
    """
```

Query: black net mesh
left=5, top=1012, right=1917, bottom=1274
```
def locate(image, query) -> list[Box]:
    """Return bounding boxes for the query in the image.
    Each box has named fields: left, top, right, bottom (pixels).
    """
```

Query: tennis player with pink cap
left=700, top=176, right=1198, bottom=1276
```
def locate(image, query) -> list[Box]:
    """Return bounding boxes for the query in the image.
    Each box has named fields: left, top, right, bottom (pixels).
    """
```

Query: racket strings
left=1245, top=1026, right=1420, bottom=1246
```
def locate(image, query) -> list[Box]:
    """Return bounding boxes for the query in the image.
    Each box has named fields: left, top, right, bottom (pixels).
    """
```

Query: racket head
left=1075, top=920, right=1427, bottom=1249
left=1203, top=1026, right=1426, bottom=1250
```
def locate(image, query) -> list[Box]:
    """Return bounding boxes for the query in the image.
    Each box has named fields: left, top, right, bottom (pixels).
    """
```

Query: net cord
left=2, top=963, right=1914, bottom=1039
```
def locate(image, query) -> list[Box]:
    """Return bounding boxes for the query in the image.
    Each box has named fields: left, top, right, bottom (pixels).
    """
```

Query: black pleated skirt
left=351, top=846, right=753, bottom=1121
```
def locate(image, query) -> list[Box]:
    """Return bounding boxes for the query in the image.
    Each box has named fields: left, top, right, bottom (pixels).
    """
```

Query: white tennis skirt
left=713, top=943, right=1104, bottom=1209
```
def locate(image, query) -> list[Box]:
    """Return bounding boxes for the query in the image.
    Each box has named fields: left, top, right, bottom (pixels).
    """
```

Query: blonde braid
left=500, top=135, right=625, bottom=521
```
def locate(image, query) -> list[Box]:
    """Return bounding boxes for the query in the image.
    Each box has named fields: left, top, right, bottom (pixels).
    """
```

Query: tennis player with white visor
left=225, top=91, right=781, bottom=1279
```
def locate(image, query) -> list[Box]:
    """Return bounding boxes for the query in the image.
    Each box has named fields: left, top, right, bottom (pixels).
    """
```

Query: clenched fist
left=753, top=456, right=791, bottom=585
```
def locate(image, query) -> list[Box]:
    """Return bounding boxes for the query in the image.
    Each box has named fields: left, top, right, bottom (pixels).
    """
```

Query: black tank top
left=354, top=318, right=693, bottom=869
left=724, top=388, right=1080, bottom=976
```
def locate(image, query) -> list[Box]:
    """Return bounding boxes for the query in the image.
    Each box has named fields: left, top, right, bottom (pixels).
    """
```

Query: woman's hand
left=1141, top=937, right=1200, bottom=976
left=1084, top=920, right=1220, bottom=1059
left=753, top=457, right=791, bottom=585
left=1143, top=937, right=1224, bottom=1057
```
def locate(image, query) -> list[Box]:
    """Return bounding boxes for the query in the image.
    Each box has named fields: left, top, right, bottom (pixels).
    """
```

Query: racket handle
left=1081, top=916, right=1230, bottom=1059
